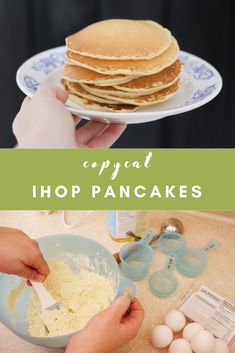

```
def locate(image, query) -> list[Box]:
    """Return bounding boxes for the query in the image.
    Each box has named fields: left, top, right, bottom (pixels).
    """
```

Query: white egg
left=183, top=322, right=204, bottom=342
left=150, top=324, right=173, bottom=348
left=168, top=338, right=192, bottom=353
left=191, top=330, right=215, bottom=353
left=164, top=310, right=186, bottom=332
left=213, top=338, right=229, bottom=353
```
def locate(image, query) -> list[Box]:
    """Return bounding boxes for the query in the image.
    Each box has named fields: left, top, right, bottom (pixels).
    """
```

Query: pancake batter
left=27, top=259, right=114, bottom=337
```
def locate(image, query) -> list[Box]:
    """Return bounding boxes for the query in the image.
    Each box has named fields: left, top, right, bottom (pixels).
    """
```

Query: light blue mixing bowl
left=0, top=234, right=136, bottom=348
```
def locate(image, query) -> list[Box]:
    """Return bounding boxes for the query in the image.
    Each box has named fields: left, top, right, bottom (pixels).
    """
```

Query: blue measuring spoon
left=119, top=229, right=156, bottom=281
left=157, top=232, right=187, bottom=255
left=176, top=239, right=221, bottom=277
left=148, top=257, right=178, bottom=298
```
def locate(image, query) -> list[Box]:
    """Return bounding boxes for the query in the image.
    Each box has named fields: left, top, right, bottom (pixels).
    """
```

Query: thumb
left=107, top=294, right=131, bottom=321
left=35, top=82, right=69, bottom=103
left=17, top=264, right=45, bottom=282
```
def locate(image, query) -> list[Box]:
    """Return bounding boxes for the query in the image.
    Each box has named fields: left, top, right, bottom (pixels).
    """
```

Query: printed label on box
left=180, top=285, right=235, bottom=343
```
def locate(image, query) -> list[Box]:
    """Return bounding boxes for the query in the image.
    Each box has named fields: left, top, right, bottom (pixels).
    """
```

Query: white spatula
left=31, top=281, right=62, bottom=312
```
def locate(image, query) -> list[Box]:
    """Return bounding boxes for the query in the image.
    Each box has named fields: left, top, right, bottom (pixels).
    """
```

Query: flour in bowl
left=27, top=259, right=114, bottom=337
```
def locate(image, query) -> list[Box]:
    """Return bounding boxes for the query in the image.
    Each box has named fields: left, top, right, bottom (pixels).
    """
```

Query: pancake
left=66, top=19, right=172, bottom=60
left=66, top=80, right=180, bottom=106
left=80, top=75, right=179, bottom=98
left=81, top=60, right=183, bottom=97
left=63, top=64, right=137, bottom=86
left=80, top=83, right=157, bottom=98
left=66, top=37, right=179, bottom=76
left=63, top=19, right=182, bottom=112
left=62, top=79, right=119, bottom=104
left=116, top=60, right=183, bottom=93
left=68, top=94, right=138, bottom=112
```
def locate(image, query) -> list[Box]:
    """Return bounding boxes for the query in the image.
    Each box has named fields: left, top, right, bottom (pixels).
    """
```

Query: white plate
left=16, top=46, right=222, bottom=124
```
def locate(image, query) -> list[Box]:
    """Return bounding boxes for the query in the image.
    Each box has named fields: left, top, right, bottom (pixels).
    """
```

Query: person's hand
left=0, top=227, right=49, bottom=281
left=66, top=294, right=144, bottom=353
left=13, top=83, right=127, bottom=148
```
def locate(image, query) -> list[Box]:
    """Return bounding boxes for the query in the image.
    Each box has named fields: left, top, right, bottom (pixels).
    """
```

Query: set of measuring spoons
left=119, top=219, right=221, bottom=298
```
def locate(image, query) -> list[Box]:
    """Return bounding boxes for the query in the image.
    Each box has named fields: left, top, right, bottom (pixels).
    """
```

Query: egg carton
left=151, top=286, right=233, bottom=352
left=175, top=284, right=235, bottom=350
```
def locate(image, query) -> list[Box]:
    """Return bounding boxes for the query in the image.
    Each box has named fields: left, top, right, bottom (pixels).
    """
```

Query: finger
left=75, top=121, right=109, bottom=145
left=123, top=287, right=132, bottom=298
left=20, top=97, right=31, bottom=111
left=73, top=114, right=81, bottom=126
left=55, top=86, right=69, bottom=103
left=113, top=252, right=121, bottom=264
left=35, top=82, right=69, bottom=103
left=18, top=265, right=45, bottom=282
left=88, top=123, right=127, bottom=148
left=107, top=295, right=131, bottom=321
left=28, top=241, right=50, bottom=278
left=31, top=252, right=50, bottom=278
left=122, top=298, right=145, bottom=327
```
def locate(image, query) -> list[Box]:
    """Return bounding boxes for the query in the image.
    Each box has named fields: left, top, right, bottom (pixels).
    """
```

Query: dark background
left=0, top=0, right=234, bottom=148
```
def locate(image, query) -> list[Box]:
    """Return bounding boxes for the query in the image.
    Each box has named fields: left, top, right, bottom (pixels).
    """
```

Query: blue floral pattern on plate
left=31, top=52, right=65, bottom=75
left=179, top=53, right=214, bottom=80
left=185, top=85, right=217, bottom=106
left=23, top=75, right=40, bottom=94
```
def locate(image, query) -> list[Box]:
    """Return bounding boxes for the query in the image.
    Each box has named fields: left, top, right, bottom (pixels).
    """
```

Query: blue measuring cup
left=148, top=257, right=178, bottom=298
left=157, top=232, right=187, bottom=255
left=176, top=239, right=221, bottom=277
left=120, top=230, right=155, bottom=281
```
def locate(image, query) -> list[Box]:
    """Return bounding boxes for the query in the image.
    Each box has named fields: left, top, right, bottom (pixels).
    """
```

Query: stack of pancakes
left=62, top=19, right=183, bottom=112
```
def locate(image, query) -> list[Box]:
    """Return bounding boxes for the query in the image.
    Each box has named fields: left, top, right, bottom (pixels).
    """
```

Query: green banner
left=0, top=149, right=234, bottom=210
